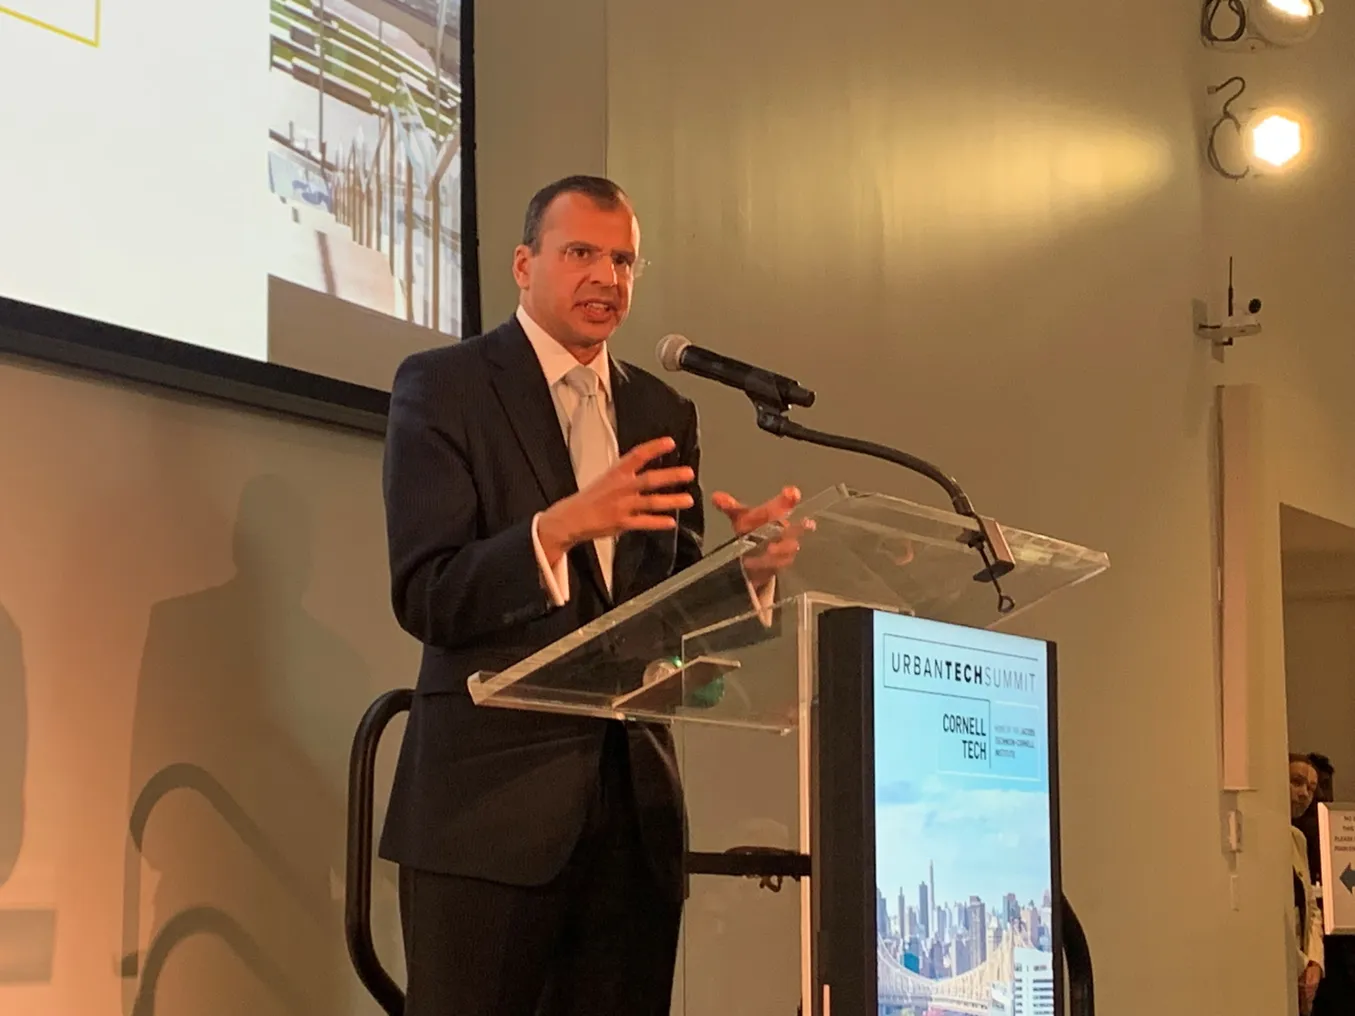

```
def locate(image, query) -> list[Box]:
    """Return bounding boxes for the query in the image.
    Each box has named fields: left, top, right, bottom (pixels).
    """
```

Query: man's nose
left=588, top=258, right=620, bottom=284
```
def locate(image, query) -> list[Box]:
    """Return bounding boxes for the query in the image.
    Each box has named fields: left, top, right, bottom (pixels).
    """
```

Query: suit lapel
left=485, top=319, right=612, bottom=605
left=486, top=320, right=578, bottom=507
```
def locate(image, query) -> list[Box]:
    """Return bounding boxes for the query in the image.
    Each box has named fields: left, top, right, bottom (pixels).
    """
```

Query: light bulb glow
left=1249, top=114, right=1303, bottom=167
left=1265, top=0, right=1313, bottom=18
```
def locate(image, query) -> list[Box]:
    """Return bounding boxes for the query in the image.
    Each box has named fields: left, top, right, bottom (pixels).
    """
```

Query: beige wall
left=2, top=1, right=1355, bottom=1016
left=607, top=1, right=1351, bottom=1014
left=1204, top=28, right=1355, bottom=998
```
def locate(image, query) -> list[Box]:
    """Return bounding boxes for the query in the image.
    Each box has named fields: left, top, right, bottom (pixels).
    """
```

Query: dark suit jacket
left=378, top=316, right=716, bottom=897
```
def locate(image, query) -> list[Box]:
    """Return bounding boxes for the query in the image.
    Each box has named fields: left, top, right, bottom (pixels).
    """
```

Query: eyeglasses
left=558, top=243, right=650, bottom=280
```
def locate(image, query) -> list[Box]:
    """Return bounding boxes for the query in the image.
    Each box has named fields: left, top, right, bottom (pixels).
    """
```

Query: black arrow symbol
left=1340, top=864, right=1355, bottom=893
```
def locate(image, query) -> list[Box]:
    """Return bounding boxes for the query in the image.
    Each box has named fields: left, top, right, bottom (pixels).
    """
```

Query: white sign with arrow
left=1318, top=804, right=1355, bottom=935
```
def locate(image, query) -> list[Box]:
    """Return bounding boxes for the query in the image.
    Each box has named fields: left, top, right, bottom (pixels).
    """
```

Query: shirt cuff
left=745, top=574, right=776, bottom=628
left=532, top=512, right=570, bottom=607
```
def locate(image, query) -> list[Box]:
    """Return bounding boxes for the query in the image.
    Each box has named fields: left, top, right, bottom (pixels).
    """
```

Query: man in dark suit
left=379, top=175, right=800, bottom=1016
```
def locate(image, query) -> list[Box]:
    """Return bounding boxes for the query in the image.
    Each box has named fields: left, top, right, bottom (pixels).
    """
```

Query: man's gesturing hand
left=712, top=486, right=809, bottom=590
left=537, top=437, right=695, bottom=564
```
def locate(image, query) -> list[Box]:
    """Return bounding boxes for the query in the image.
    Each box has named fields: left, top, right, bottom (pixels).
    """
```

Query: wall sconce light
left=1202, top=0, right=1324, bottom=50
left=1206, top=77, right=1310, bottom=180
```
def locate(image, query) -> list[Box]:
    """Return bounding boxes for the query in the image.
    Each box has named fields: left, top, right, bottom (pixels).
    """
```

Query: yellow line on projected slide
left=0, top=0, right=101, bottom=46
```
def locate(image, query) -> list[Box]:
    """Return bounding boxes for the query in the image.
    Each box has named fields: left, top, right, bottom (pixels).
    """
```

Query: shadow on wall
left=0, top=603, right=23, bottom=887
left=0, top=602, right=56, bottom=988
left=121, top=474, right=377, bottom=1016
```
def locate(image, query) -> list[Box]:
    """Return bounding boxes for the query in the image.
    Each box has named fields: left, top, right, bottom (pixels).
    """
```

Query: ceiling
left=1280, top=504, right=1355, bottom=555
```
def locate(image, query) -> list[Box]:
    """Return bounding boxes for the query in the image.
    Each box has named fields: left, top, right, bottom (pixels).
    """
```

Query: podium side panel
left=814, top=607, right=876, bottom=1015
left=672, top=720, right=804, bottom=1014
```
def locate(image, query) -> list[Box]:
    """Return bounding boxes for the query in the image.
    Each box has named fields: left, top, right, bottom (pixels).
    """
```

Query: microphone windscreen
left=655, top=334, right=690, bottom=372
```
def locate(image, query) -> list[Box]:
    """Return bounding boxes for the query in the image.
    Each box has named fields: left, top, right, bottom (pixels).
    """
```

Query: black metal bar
left=1061, top=893, right=1095, bottom=1016
left=345, top=688, right=412, bottom=1016
left=752, top=407, right=1017, bottom=613
left=686, top=848, right=811, bottom=880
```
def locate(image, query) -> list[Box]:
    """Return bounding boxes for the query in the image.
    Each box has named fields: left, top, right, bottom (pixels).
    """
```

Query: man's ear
left=511, top=244, right=532, bottom=288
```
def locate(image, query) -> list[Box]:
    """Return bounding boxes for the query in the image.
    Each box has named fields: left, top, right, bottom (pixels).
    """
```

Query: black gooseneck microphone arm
left=749, top=393, right=1018, bottom=614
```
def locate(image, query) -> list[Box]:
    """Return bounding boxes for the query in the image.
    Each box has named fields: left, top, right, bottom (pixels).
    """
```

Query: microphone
left=656, top=334, right=815, bottom=410
left=657, top=336, right=1016, bottom=614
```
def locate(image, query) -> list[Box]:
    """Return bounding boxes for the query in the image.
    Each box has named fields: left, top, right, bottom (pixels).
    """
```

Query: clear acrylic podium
left=466, top=485, right=1109, bottom=1014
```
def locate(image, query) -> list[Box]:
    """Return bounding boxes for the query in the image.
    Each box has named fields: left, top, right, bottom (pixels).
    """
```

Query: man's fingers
left=637, top=465, right=695, bottom=490
left=621, top=436, right=678, bottom=469
left=739, top=496, right=795, bottom=531
left=638, top=493, right=695, bottom=512
left=623, top=514, right=680, bottom=531
left=766, top=485, right=803, bottom=517
left=717, top=486, right=802, bottom=532
left=711, top=490, right=744, bottom=514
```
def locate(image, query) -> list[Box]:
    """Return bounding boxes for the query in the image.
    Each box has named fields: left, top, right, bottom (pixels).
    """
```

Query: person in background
left=1299, top=753, right=1355, bottom=1016
left=1295, top=752, right=1334, bottom=880
left=1290, top=753, right=1324, bottom=1014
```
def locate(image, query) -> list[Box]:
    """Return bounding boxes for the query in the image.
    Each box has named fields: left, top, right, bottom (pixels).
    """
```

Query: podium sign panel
left=817, top=607, right=1062, bottom=1016
left=463, top=485, right=1107, bottom=1016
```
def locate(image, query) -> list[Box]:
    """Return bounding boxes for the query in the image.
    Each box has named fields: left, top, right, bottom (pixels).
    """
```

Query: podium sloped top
left=466, top=485, right=1108, bottom=731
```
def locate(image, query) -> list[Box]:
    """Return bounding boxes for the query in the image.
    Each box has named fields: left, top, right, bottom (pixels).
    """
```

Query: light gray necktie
left=562, top=365, right=616, bottom=589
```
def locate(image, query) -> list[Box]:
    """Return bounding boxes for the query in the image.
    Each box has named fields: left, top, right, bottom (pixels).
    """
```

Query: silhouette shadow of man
left=0, top=603, right=23, bottom=889
left=126, top=475, right=373, bottom=1015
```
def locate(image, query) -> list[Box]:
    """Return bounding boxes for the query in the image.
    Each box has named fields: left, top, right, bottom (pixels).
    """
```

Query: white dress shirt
left=1292, top=825, right=1325, bottom=975
left=520, top=304, right=776, bottom=623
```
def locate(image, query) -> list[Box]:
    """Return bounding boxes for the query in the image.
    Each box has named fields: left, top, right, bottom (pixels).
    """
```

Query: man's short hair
left=522, top=175, right=629, bottom=252
left=1291, top=752, right=1318, bottom=768
left=1308, top=752, right=1334, bottom=776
